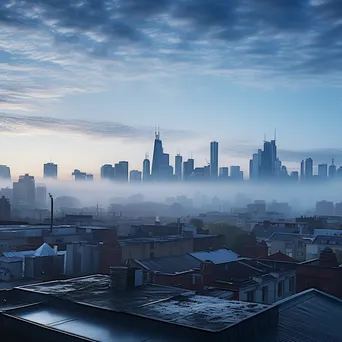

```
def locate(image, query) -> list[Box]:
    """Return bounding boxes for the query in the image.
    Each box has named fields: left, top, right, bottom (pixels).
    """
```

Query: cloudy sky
left=1, top=0, right=342, bottom=179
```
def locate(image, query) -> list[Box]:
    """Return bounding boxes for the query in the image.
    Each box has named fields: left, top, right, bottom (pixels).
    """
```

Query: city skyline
left=1, top=0, right=342, bottom=178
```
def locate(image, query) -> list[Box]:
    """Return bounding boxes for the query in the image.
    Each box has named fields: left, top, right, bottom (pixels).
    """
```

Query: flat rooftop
left=16, top=275, right=270, bottom=334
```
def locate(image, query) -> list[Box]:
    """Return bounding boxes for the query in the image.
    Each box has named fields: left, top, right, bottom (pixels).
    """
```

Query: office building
left=86, top=174, right=93, bottom=181
left=337, top=166, right=342, bottom=178
left=12, top=174, right=36, bottom=208
left=329, top=159, right=336, bottom=178
left=142, top=155, right=150, bottom=182
left=101, top=164, right=114, bottom=180
left=130, top=170, right=142, bottom=183
left=290, top=171, right=299, bottom=181
left=72, top=169, right=87, bottom=181
left=304, top=158, right=313, bottom=179
left=151, top=130, right=171, bottom=181
left=219, top=167, right=229, bottom=178
left=0, top=165, right=11, bottom=179
left=0, top=196, right=10, bottom=220
left=249, top=153, right=259, bottom=180
left=175, top=154, right=182, bottom=180
left=231, top=166, right=243, bottom=180
left=300, top=160, right=305, bottom=181
left=36, top=184, right=47, bottom=209
left=318, top=164, right=328, bottom=179
left=183, top=159, right=194, bottom=181
left=275, top=158, right=282, bottom=177
left=114, top=161, right=129, bottom=182
left=210, top=141, right=218, bottom=178
left=260, top=139, right=277, bottom=179
left=43, top=163, right=57, bottom=179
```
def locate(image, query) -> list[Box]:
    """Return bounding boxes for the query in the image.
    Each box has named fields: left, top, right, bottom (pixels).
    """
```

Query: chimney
left=318, top=248, right=338, bottom=267
left=110, top=266, right=144, bottom=291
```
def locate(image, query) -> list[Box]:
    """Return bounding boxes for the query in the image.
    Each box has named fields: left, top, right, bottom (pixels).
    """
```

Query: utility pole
left=49, top=193, right=53, bottom=233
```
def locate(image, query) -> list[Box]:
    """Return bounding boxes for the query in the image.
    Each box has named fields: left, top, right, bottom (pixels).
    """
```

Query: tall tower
left=305, top=158, right=313, bottom=179
left=143, top=154, right=151, bottom=182
left=175, top=154, right=183, bottom=180
left=329, top=158, right=336, bottom=178
left=210, top=141, right=218, bottom=178
left=300, top=160, right=305, bottom=181
left=44, top=162, right=58, bottom=179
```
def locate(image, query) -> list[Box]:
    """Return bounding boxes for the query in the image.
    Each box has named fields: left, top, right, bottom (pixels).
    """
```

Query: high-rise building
left=114, top=161, right=129, bottom=182
left=230, top=166, right=243, bottom=180
left=143, top=155, right=151, bottom=182
left=300, top=160, right=305, bottom=181
left=219, top=167, right=229, bottom=178
left=72, top=169, right=87, bottom=181
left=43, top=163, right=57, bottom=179
left=318, top=164, right=328, bottom=179
left=183, top=159, right=194, bottom=181
left=130, top=170, right=142, bottom=183
left=249, top=153, right=259, bottom=180
left=261, top=140, right=277, bottom=179
left=0, top=165, right=11, bottom=179
left=329, top=159, right=337, bottom=178
left=304, top=158, right=313, bottom=179
left=290, top=171, right=299, bottom=181
left=337, top=167, right=342, bottom=178
left=36, top=184, right=47, bottom=208
left=101, top=164, right=114, bottom=180
left=86, top=174, right=93, bottom=181
left=210, top=141, right=218, bottom=178
left=335, top=202, right=342, bottom=216
left=0, top=196, right=10, bottom=221
left=175, top=154, right=183, bottom=180
left=13, top=174, right=36, bottom=208
left=275, top=158, right=282, bottom=177
left=151, top=130, right=171, bottom=180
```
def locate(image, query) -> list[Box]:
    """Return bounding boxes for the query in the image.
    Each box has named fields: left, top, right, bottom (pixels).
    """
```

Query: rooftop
left=190, top=249, right=238, bottom=264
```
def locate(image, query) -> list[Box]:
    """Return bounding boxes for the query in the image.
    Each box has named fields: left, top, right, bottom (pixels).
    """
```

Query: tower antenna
left=274, top=128, right=277, bottom=141
left=264, top=133, right=266, bottom=142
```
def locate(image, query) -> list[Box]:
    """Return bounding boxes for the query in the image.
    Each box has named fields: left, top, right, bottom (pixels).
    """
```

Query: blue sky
left=1, top=0, right=342, bottom=179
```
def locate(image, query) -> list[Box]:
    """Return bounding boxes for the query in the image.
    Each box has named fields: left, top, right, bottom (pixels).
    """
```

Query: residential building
left=306, top=235, right=342, bottom=260
left=268, top=233, right=307, bottom=261
left=43, top=163, right=57, bottom=179
left=0, top=165, right=11, bottom=179
left=100, top=164, right=114, bottom=180
left=210, top=141, right=218, bottom=178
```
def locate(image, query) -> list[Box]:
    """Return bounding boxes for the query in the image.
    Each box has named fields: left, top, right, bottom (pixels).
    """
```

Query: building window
left=150, top=252, right=155, bottom=258
left=289, top=277, right=295, bottom=293
left=246, top=290, right=255, bottom=302
left=262, top=286, right=268, bottom=303
left=278, top=280, right=284, bottom=298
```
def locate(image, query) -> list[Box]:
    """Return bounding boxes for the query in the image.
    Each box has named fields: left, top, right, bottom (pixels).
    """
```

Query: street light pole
left=49, top=193, right=53, bottom=233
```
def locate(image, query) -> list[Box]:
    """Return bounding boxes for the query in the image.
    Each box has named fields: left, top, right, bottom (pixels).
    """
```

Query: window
left=262, top=286, right=268, bottom=303
left=278, top=280, right=284, bottom=298
left=246, top=290, right=255, bottom=302
left=289, top=277, right=295, bottom=293
left=149, top=251, right=155, bottom=258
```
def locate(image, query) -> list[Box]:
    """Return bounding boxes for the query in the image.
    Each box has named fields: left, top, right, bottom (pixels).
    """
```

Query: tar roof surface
left=17, top=275, right=269, bottom=333
left=257, top=289, right=342, bottom=342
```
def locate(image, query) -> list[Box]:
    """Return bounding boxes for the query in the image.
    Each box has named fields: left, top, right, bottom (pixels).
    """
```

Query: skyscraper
left=36, top=184, right=47, bottom=208
left=130, top=170, right=142, bottom=183
left=114, top=161, right=129, bottom=182
left=175, top=154, right=183, bottom=180
left=300, top=160, right=305, bottom=181
left=318, top=164, right=328, bottom=179
left=101, top=164, right=114, bottom=180
left=329, top=159, right=336, bottom=178
left=143, top=154, right=151, bottom=182
left=13, top=174, right=36, bottom=208
left=44, top=163, right=57, bottom=179
left=305, top=158, right=313, bottom=179
left=219, top=167, right=229, bottom=178
left=151, top=129, right=171, bottom=180
left=261, top=139, right=277, bottom=179
left=0, top=165, right=11, bottom=179
left=230, top=166, right=243, bottom=180
left=183, top=159, right=194, bottom=181
left=210, top=141, right=218, bottom=178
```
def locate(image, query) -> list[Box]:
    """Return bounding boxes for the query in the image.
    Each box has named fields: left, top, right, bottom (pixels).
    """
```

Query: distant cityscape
left=1, top=130, right=341, bottom=183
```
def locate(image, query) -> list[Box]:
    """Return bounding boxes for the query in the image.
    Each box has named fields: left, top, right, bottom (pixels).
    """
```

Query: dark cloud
left=1, top=0, right=342, bottom=80
left=0, top=113, right=194, bottom=140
